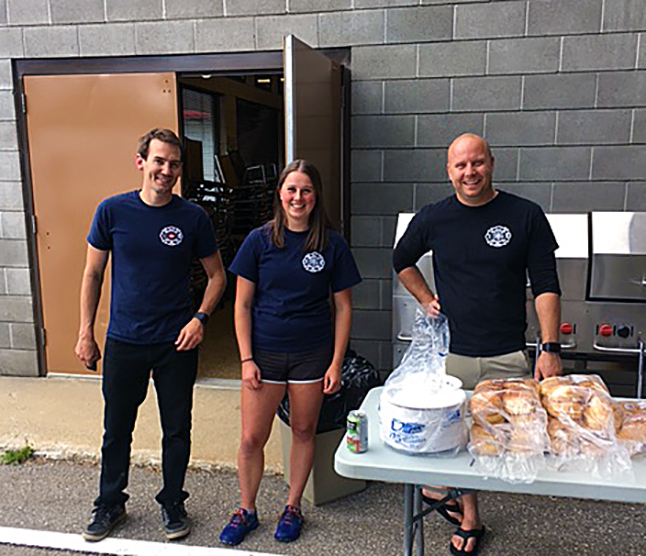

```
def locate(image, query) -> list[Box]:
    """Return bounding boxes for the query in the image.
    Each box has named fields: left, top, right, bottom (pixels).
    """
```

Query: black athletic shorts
left=253, top=343, right=333, bottom=384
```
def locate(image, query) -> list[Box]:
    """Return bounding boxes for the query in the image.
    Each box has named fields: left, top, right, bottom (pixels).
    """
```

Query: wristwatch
left=541, top=342, right=561, bottom=354
left=194, top=311, right=209, bottom=326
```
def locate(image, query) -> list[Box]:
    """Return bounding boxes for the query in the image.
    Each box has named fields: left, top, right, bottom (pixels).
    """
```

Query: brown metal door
left=284, top=36, right=343, bottom=231
left=24, top=73, right=179, bottom=375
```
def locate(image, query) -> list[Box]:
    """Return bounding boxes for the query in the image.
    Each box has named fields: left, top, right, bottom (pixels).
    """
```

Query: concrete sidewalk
left=1, top=458, right=645, bottom=556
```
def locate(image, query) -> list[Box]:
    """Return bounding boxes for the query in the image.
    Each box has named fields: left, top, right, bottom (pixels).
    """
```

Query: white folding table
left=334, top=387, right=646, bottom=556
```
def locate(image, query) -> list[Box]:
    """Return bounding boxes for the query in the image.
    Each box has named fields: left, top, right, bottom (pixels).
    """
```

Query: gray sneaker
left=82, top=504, right=127, bottom=542
left=161, top=501, right=191, bottom=540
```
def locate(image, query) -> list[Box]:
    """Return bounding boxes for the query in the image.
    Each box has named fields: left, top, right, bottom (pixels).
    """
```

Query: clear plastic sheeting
left=541, top=375, right=633, bottom=480
left=618, top=400, right=646, bottom=457
left=380, top=310, right=468, bottom=454
left=468, top=378, right=549, bottom=484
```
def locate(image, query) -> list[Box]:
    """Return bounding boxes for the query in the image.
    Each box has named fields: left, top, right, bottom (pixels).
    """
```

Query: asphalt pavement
left=0, top=457, right=645, bottom=556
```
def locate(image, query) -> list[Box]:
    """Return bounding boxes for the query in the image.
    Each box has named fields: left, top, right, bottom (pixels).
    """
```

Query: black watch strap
left=541, top=342, right=561, bottom=354
left=194, top=311, right=209, bottom=326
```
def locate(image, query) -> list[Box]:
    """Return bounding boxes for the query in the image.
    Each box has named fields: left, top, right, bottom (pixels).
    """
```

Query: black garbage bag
left=277, top=349, right=382, bottom=434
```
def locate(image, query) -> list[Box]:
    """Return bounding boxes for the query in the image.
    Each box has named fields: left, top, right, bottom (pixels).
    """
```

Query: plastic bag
left=617, top=400, right=646, bottom=457
left=379, top=309, right=467, bottom=455
left=468, top=378, right=549, bottom=483
left=277, top=349, right=381, bottom=434
left=541, top=375, right=632, bottom=479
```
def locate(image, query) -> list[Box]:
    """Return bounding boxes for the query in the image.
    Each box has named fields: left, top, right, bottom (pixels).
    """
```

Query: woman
left=219, top=160, right=361, bottom=545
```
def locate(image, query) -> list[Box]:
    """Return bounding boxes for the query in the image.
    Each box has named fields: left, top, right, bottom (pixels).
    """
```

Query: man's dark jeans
left=95, top=337, right=198, bottom=508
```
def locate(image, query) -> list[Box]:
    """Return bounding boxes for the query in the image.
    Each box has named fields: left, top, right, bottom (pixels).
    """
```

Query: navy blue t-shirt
left=393, top=191, right=560, bottom=357
left=229, top=226, right=361, bottom=352
left=87, top=191, right=218, bottom=344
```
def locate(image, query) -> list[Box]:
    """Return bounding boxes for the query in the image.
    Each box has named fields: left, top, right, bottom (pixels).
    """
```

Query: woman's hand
left=323, top=363, right=342, bottom=394
left=241, top=359, right=262, bottom=390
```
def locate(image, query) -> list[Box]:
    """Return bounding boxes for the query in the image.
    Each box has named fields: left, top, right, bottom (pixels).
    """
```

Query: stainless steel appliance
left=392, top=212, right=645, bottom=398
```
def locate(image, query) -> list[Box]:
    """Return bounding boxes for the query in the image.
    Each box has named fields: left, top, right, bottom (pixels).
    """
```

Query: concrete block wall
left=0, top=0, right=644, bottom=375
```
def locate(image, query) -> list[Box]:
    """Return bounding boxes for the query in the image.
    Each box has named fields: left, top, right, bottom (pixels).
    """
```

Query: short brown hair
left=137, top=128, right=184, bottom=161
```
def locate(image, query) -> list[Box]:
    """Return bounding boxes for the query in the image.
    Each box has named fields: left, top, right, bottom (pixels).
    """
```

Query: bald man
left=393, top=134, right=562, bottom=556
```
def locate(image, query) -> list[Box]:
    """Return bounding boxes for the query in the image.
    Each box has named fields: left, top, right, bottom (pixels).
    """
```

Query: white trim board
left=0, top=526, right=280, bottom=556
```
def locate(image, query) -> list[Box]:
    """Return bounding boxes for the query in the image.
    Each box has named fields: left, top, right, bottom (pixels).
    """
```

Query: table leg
left=414, top=486, right=424, bottom=556
left=403, top=484, right=413, bottom=556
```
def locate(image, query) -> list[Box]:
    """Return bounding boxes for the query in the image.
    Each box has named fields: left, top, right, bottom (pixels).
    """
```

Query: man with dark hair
left=75, top=128, right=226, bottom=542
left=393, top=133, right=562, bottom=556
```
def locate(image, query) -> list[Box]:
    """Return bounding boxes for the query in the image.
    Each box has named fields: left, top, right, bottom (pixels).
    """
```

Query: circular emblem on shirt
left=159, top=226, right=183, bottom=247
left=484, top=225, right=512, bottom=248
left=302, top=252, right=325, bottom=273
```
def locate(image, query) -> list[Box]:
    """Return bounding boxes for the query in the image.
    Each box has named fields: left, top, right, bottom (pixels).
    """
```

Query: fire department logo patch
left=484, top=225, right=512, bottom=248
left=159, top=226, right=183, bottom=247
left=302, top=252, right=325, bottom=273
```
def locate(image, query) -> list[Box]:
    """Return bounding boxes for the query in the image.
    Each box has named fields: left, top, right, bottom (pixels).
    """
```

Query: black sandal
left=420, top=493, right=463, bottom=526
left=449, top=526, right=486, bottom=556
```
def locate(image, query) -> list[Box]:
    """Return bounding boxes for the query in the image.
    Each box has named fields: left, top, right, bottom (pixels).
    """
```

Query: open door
left=24, top=73, right=179, bottom=375
left=284, top=35, right=343, bottom=232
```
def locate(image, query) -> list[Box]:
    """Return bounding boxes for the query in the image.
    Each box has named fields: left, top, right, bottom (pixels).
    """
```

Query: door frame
left=13, top=49, right=351, bottom=376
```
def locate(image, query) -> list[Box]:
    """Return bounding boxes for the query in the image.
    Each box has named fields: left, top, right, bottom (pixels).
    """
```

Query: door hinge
left=20, top=91, right=27, bottom=115
left=31, top=214, right=37, bottom=235
left=40, top=327, right=46, bottom=348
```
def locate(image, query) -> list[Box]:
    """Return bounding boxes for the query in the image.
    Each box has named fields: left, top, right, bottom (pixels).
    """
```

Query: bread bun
left=547, top=418, right=579, bottom=456
left=583, top=392, right=614, bottom=432
left=503, top=390, right=539, bottom=416
left=470, top=424, right=505, bottom=456
left=470, top=390, right=505, bottom=425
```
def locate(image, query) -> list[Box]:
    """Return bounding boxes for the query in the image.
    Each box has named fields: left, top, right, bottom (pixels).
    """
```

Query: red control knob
left=599, top=324, right=613, bottom=337
left=560, top=322, right=573, bottom=335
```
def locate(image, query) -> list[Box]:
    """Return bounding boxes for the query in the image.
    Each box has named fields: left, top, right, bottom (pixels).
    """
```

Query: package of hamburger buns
left=468, top=377, right=549, bottom=483
left=617, top=400, right=646, bottom=457
left=539, top=374, right=632, bottom=478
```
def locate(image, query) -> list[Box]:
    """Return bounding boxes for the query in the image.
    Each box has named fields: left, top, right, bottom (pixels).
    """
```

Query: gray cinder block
left=0, top=28, right=25, bottom=58
left=597, top=71, right=646, bottom=108
left=527, top=0, right=602, bottom=36
left=352, top=279, right=381, bottom=309
left=419, top=41, right=487, bottom=78
left=551, top=182, right=626, bottom=213
left=603, top=0, right=646, bottom=32
left=557, top=109, right=632, bottom=145
left=455, top=1, right=526, bottom=40
left=562, top=34, right=639, bottom=72
left=227, top=0, right=285, bottom=16
left=51, top=0, right=104, bottom=24
left=289, top=0, right=352, bottom=14
left=0, top=151, right=20, bottom=182
left=488, top=37, right=560, bottom=75
left=106, top=0, right=162, bottom=22
left=351, top=150, right=382, bottom=182
left=452, top=76, right=522, bottom=112
left=196, top=18, right=255, bottom=53
left=386, top=6, right=452, bottom=44
left=319, top=10, right=384, bottom=47
left=79, top=24, right=135, bottom=57
left=353, top=44, right=417, bottom=80
left=351, top=115, right=415, bottom=148
left=384, top=79, right=450, bottom=114
left=24, top=25, right=79, bottom=57
left=0, top=348, right=39, bottom=377
left=352, top=81, right=383, bottom=115
left=0, top=294, right=33, bottom=321
left=523, top=73, right=597, bottom=110
left=1, top=211, right=26, bottom=239
left=351, top=308, right=391, bottom=339
left=352, top=249, right=394, bottom=281
left=519, top=147, right=592, bottom=181
left=592, top=146, right=646, bottom=180
left=10, top=322, right=36, bottom=350
left=383, top=149, right=446, bottom=182
left=485, top=112, right=556, bottom=147
left=351, top=183, right=413, bottom=215
left=135, top=21, right=195, bottom=55
left=7, top=0, right=48, bottom=25
left=166, top=0, right=224, bottom=19
left=5, top=268, right=31, bottom=295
